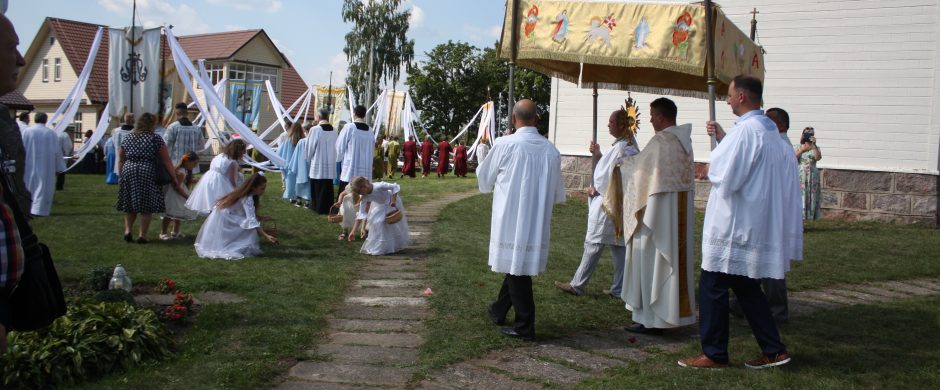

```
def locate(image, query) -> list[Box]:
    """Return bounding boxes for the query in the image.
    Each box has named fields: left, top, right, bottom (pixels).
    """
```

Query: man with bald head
left=111, top=113, right=135, bottom=178
left=477, top=99, right=565, bottom=341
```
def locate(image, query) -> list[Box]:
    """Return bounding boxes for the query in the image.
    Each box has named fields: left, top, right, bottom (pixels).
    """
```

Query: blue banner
left=227, top=80, right=263, bottom=129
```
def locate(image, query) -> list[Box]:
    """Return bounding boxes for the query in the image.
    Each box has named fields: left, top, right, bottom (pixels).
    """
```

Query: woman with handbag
left=116, top=112, right=184, bottom=244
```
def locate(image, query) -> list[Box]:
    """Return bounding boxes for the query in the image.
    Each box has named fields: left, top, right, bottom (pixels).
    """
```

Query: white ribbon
left=449, top=103, right=486, bottom=144
left=50, top=27, right=104, bottom=134
left=62, top=102, right=111, bottom=172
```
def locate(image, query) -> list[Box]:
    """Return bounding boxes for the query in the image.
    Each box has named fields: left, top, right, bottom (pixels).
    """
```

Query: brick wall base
left=561, top=155, right=938, bottom=226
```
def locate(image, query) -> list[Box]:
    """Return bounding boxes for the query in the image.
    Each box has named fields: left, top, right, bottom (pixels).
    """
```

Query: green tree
left=342, top=0, right=415, bottom=108
left=406, top=41, right=488, bottom=140
left=406, top=41, right=552, bottom=140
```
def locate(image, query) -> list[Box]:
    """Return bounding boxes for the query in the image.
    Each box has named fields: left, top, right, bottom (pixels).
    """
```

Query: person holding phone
left=796, top=127, right=822, bottom=221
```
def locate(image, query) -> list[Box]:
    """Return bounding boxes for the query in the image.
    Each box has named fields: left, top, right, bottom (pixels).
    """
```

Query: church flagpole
left=129, top=0, right=137, bottom=114
left=705, top=0, right=717, bottom=150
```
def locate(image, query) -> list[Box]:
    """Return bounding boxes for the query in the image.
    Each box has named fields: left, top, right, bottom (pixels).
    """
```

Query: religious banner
left=226, top=80, right=264, bottom=129
left=108, top=26, right=162, bottom=116
left=313, top=85, right=346, bottom=128
left=499, top=0, right=763, bottom=97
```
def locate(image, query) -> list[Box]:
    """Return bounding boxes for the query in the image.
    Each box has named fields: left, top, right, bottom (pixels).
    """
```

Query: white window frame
left=41, top=59, right=48, bottom=82
left=54, top=58, right=61, bottom=82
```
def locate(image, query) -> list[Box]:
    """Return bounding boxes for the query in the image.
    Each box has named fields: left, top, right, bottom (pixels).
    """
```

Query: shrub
left=86, top=266, right=112, bottom=292
left=161, top=293, right=195, bottom=322
left=94, top=289, right=136, bottom=306
left=1, top=302, right=174, bottom=388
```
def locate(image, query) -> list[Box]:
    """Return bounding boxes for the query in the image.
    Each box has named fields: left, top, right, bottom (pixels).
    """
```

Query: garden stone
left=328, top=318, right=424, bottom=333
left=315, top=343, right=419, bottom=365
left=287, top=362, right=414, bottom=386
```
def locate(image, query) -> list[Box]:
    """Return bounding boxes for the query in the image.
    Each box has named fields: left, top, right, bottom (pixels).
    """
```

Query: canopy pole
left=507, top=0, right=519, bottom=131
left=591, top=83, right=598, bottom=144
left=705, top=0, right=717, bottom=150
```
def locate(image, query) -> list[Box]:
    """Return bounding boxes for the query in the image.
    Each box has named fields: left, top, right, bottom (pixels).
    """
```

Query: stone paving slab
left=359, top=271, right=427, bottom=280
left=328, top=318, right=425, bottom=333
left=517, top=343, right=624, bottom=372
left=274, top=380, right=381, bottom=390
left=474, top=351, right=590, bottom=386
left=787, top=299, right=827, bottom=317
left=559, top=334, right=653, bottom=362
left=419, top=363, right=541, bottom=390
left=843, top=285, right=912, bottom=299
left=791, top=290, right=866, bottom=306
left=354, top=279, right=425, bottom=288
left=370, top=264, right=425, bottom=273
left=347, top=287, right=426, bottom=298
left=593, top=329, right=689, bottom=353
left=876, top=281, right=937, bottom=296
left=329, top=331, right=423, bottom=348
left=827, top=288, right=892, bottom=303
left=345, top=297, right=428, bottom=307
left=288, top=362, right=415, bottom=386
left=787, top=295, right=841, bottom=310
left=907, top=279, right=940, bottom=292
left=333, top=304, right=431, bottom=320
left=315, top=343, right=420, bottom=365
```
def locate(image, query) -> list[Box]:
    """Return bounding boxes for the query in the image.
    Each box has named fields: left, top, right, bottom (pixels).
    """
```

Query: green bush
left=86, top=266, right=112, bottom=292
left=1, top=302, right=174, bottom=388
left=94, top=289, right=136, bottom=306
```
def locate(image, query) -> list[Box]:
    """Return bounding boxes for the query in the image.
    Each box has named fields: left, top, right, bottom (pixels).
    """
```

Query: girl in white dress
left=348, top=176, right=411, bottom=255
left=185, top=139, right=247, bottom=215
left=160, top=151, right=199, bottom=240
left=194, top=173, right=278, bottom=260
left=335, top=188, right=359, bottom=241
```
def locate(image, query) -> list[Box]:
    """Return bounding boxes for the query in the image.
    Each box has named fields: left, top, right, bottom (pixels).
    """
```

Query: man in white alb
left=336, top=105, right=375, bottom=196
left=306, top=108, right=338, bottom=214
left=478, top=99, right=565, bottom=341
left=613, top=97, right=696, bottom=335
left=164, top=103, right=205, bottom=166
left=678, top=75, right=802, bottom=370
left=554, top=108, right=639, bottom=298
left=22, top=112, right=66, bottom=217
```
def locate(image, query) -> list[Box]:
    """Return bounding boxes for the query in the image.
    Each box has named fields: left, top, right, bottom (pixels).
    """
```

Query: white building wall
left=549, top=0, right=940, bottom=175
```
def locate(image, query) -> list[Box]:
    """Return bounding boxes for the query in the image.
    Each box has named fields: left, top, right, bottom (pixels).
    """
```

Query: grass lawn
left=26, top=172, right=478, bottom=389
left=421, top=191, right=940, bottom=387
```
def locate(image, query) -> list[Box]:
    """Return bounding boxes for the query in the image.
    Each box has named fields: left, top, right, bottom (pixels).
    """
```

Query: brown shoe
left=745, top=353, right=791, bottom=369
left=678, top=354, right=728, bottom=369
left=553, top=281, right=581, bottom=296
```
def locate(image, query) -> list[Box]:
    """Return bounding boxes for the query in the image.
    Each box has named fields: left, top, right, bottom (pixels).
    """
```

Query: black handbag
left=9, top=243, right=67, bottom=331
left=155, top=160, right=173, bottom=186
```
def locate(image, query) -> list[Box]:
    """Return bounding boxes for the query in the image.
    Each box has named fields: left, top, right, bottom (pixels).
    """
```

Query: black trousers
left=699, top=270, right=786, bottom=363
left=490, top=274, right=535, bottom=338
left=731, top=277, right=789, bottom=323
left=55, top=173, right=65, bottom=191
left=310, top=179, right=334, bottom=214
left=337, top=180, right=348, bottom=199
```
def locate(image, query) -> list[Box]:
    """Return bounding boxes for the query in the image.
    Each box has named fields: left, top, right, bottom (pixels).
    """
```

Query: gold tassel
left=603, top=165, right=625, bottom=239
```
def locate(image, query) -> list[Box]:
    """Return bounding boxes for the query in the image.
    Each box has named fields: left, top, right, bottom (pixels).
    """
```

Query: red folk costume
left=420, top=139, right=434, bottom=176
left=453, top=145, right=468, bottom=177
left=402, top=140, right=417, bottom=177
left=436, top=140, right=452, bottom=177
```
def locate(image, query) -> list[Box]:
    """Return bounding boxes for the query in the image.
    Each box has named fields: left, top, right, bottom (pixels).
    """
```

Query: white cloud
left=97, top=0, right=210, bottom=34
left=408, top=5, right=425, bottom=30
left=206, top=0, right=282, bottom=14
left=301, top=52, right=349, bottom=88
left=223, top=24, right=248, bottom=32
left=462, top=24, right=501, bottom=45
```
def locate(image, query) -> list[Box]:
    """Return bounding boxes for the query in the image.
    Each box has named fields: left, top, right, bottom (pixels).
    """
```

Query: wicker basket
left=385, top=209, right=402, bottom=224
left=262, top=221, right=278, bottom=237
left=327, top=204, right=343, bottom=223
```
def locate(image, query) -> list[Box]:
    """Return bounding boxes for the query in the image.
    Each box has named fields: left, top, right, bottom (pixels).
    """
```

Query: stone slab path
left=415, top=277, right=940, bottom=389
left=273, top=189, right=940, bottom=389
left=276, top=191, right=479, bottom=390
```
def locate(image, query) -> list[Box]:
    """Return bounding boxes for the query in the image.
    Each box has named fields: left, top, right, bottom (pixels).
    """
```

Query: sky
left=7, top=0, right=508, bottom=88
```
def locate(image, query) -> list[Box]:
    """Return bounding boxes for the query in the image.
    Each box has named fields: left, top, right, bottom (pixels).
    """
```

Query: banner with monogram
left=498, top=0, right=763, bottom=98
left=108, top=27, right=162, bottom=116
left=226, top=80, right=264, bottom=130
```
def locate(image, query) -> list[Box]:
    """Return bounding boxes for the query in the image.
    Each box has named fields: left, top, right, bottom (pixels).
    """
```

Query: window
left=227, top=63, right=278, bottom=91
left=54, top=58, right=61, bottom=82
left=198, top=62, right=225, bottom=89
left=49, top=37, right=55, bottom=46
left=41, top=59, right=48, bottom=82
left=70, top=113, right=83, bottom=142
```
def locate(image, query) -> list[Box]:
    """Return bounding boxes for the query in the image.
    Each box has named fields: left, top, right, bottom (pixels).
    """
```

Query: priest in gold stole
left=605, top=97, right=696, bottom=334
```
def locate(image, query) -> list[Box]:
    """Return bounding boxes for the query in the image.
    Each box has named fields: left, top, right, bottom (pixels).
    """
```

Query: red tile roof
left=0, top=91, right=34, bottom=110
left=46, top=18, right=111, bottom=104
left=38, top=18, right=312, bottom=117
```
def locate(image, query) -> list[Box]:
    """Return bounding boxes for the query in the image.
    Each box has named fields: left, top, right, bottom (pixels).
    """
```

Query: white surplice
left=57, top=131, right=73, bottom=158
left=336, top=121, right=374, bottom=182
left=477, top=126, right=565, bottom=276
left=621, top=124, right=696, bottom=329
left=23, top=124, right=66, bottom=216
left=164, top=120, right=205, bottom=165
left=307, top=123, right=338, bottom=180
left=194, top=196, right=262, bottom=260
left=703, top=110, right=803, bottom=280
left=111, top=126, right=133, bottom=175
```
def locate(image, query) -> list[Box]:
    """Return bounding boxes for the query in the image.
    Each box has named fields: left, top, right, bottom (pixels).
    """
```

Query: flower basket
left=328, top=204, right=343, bottom=223
left=385, top=209, right=402, bottom=224
left=262, top=220, right=278, bottom=237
